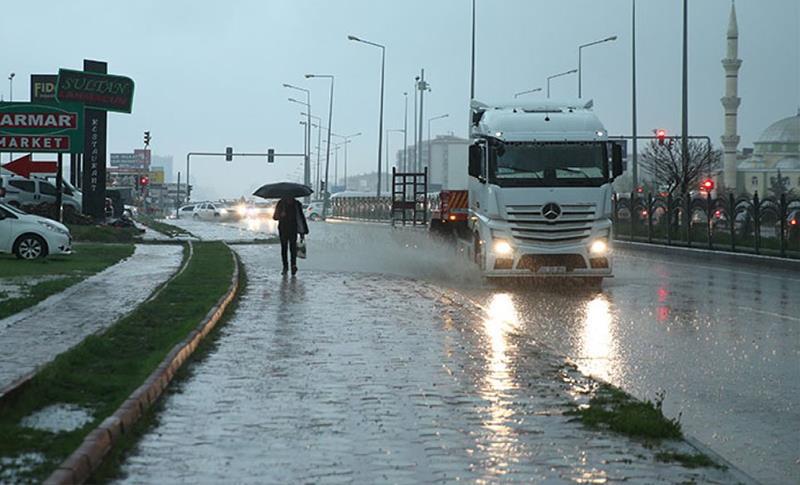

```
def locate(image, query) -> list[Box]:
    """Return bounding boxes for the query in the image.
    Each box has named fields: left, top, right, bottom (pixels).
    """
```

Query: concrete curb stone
left=43, top=243, right=240, bottom=485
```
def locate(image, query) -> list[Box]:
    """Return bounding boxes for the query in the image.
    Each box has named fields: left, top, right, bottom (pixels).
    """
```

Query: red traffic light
left=700, top=178, right=714, bottom=192
left=139, top=176, right=150, bottom=187
left=655, top=129, right=667, bottom=145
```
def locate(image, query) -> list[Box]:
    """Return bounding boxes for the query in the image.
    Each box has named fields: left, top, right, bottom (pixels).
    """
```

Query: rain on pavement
left=115, top=218, right=798, bottom=484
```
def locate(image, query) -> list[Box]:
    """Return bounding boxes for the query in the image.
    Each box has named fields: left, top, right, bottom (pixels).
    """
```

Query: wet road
left=122, top=218, right=797, bottom=483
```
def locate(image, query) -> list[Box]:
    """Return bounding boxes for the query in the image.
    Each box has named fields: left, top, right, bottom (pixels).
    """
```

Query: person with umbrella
left=254, top=183, right=312, bottom=276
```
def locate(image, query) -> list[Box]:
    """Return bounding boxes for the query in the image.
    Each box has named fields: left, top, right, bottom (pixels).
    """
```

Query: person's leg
left=279, top=233, right=289, bottom=272
left=289, top=233, right=298, bottom=273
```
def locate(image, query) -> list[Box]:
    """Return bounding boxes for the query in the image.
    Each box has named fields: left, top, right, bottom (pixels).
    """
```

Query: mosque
left=721, top=1, right=800, bottom=196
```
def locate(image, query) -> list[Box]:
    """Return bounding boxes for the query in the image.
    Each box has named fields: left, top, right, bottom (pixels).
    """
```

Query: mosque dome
left=756, top=112, right=800, bottom=144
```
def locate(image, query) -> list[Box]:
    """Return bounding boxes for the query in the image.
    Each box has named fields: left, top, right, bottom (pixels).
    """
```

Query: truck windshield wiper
left=557, top=167, right=591, bottom=178
left=498, top=166, right=543, bottom=180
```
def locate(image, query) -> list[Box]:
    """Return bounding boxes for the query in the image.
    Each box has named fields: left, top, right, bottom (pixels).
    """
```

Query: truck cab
left=467, top=99, right=623, bottom=280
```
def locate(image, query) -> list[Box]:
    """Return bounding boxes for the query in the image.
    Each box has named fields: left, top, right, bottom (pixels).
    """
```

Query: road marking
left=619, top=253, right=800, bottom=283
left=735, top=306, right=800, bottom=322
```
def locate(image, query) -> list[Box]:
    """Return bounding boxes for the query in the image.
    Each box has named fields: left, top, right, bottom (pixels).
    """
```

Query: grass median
left=0, top=243, right=135, bottom=320
left=137, top=216, right=195, bottom=238
left=0, top=241, right=235, bottom=483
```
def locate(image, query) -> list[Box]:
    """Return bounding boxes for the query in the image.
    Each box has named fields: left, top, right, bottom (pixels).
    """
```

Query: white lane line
left=735, top=306, right=800, bottom=322
left=619, top=253, right=800, bottom=283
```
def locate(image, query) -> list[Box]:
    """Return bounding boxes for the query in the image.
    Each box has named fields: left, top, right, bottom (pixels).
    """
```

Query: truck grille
left=505, top=203, right=596, bottom=244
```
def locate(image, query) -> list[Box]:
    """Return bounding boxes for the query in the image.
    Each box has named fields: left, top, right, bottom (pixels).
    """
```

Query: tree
left=768, top=168, right=794, bottom=198
left=638, top=139, right=721, bottom=195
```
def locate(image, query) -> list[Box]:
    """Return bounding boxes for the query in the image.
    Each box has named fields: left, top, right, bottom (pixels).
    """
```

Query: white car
left=0, top=175, right=82, bottom=212
left=0, top=203, right=72, bottom=259
left=305, top=201, right=324, bottom=221
left=192, top=202, right=231, bottom=221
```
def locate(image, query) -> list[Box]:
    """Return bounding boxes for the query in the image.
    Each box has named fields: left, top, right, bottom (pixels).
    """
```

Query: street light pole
left=631, top=0, right=639, bottom=187
left=514, top=87, right=542, bottom=98
left=403, top=92, right=409, bottom=172
left=332, top=132, right=361, bottom=191
left=470, top=0, right=476, bottom=99
left=578, top=35, right=618, bottom=98
left=413, top=76, right=419, bottom=171
left=417, top=69, right=430, bottom=171
left=284, top=83, right=312, bottom=200
left=681, top=0, right=690, bottom=238
left=547, top=69, right=577, bottom=98
left=427, top=114, right=449, bottom=168
left=349, top=35, right=386, bottom=197
left=305, top=74, right=334, bottom=218
left=304, top=112, right=324, bottom=194
left=8, top=73, right=14, bottom=163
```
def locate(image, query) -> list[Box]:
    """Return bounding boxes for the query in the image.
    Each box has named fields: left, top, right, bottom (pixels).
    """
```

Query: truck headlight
left=589, top=239, right=608, bottom=255
left=493, top=240, right=513, bottom=256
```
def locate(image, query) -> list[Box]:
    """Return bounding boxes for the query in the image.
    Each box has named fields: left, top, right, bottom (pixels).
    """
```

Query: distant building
left=737, top=112, right=800, bottom=195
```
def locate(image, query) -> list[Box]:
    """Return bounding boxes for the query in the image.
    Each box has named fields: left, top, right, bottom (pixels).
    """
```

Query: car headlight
left=589, top=239, right=609, bottom=255
left=38, top=221, right=69, bottom=235
left=219, top=208, right=228, bottom=215
left=493, top=239, right=513, bottom=256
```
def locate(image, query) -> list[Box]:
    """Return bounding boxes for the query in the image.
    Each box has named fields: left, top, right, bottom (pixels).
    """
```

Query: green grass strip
left=0, top=244, right=134, bottom=320
left=0, top=241, right=234, bottom=483
left=66, top=225, right=144, bottom=243
left=566, top=384, right=682, bottom=440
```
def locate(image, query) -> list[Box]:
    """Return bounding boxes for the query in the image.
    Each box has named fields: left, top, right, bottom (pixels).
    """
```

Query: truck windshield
left=490, top=141, right=608, bottom=187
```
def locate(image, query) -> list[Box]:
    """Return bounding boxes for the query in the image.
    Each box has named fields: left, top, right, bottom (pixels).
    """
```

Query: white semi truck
left=466, top=99, right=623, bottom=281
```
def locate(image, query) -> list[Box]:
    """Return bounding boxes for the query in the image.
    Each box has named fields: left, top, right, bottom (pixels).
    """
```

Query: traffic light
left=225, top=146, right=233, bottom=162
left=267, top=148, right=275, bottom=164
left=140, top=176, right=150, bottom=187
left=144, top=131, right=151, bottom=147
left=700, top=178, right=714, bottom=192
left=655, top=129, right=667, bottom=146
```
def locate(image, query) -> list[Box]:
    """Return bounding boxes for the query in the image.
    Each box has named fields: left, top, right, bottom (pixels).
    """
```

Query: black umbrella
left=252, top=182, right=313, bottom=199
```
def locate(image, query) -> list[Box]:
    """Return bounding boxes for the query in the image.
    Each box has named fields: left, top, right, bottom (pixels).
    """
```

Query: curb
left=614, top=240, right=800, bottom=272
left=43, top=244, right=241, bottom=485
left=683, top=435, right=761, bottom=485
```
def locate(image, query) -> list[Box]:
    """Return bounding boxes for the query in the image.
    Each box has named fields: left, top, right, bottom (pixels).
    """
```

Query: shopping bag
left=297, top=238, right=307, bottom=259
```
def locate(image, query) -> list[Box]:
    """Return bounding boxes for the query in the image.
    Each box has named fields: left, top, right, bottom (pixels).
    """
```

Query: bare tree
left=639, top=139, right=721, bottom=195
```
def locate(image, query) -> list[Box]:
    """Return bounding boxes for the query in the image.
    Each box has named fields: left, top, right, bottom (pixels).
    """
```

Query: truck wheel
left=14, top=234, right=47, bottom=260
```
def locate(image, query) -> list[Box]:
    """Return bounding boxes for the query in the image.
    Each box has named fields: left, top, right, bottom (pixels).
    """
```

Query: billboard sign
left=0, top=102, right=84, bottom=152
left=30, top=74, right=58, bottom=103
left=56, top=68, right=135, bottom=113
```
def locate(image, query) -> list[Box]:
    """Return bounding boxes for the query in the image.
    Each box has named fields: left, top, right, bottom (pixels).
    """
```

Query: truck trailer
left=465, top=99, right=624, bottom=281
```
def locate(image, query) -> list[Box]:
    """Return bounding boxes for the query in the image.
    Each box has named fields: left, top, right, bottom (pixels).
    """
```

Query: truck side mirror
left=612, top=143, right=623, bottom=179
left=469, top=144, right=482, bottom=179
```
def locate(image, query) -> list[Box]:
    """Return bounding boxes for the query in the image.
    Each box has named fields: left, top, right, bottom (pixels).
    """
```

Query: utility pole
left=631, top=0, right=639, bottom=188
left=403, top=92, right=409, bottom=172
left=414, top=76, right=419, bottom=172
left=417, top=69, right=429, bottom=172
left=471, top=0, right=476, bottom=99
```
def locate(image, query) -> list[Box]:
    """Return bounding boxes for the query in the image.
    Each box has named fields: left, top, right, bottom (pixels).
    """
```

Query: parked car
left=306, top=201, right=324, bottom=221
left=0, top=175, right=82, bottom=212
left=0, top=202, right=72, bottom=259
left=192, top=202, right=230, bottom=221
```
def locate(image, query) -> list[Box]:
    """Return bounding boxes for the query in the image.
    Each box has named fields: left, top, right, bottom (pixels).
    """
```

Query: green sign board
left=56, top=68, right=135, bottom=113
left=0, top=102, right=84, bottom=153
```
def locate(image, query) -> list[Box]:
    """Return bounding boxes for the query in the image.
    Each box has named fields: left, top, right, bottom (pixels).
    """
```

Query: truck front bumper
left=483, top=240, right=613, bottom=278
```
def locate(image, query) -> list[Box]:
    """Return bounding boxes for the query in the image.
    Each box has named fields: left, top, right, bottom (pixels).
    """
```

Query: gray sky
left=3, top=0, right=798, bottom=198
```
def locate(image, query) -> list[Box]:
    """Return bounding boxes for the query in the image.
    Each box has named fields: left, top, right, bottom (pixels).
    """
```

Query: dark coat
left=273, top=198, right=309, bottom=235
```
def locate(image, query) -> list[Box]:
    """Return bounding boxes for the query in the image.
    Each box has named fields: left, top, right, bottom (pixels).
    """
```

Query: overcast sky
left=3, top=0, right=798, bottom=198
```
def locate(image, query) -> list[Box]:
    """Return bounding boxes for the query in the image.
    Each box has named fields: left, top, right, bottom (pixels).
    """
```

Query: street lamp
left=349, top=34, right=386, bottom=196
left=284, top=83, right=312, bottom=199
left=305, top=74, right=334, bottom=218
left=332, top=132, right=361, bottom=190
left=427, top=114, right=449, bottom=170
left=514, top=87, right=542, bottom=98
left=8, top=73, right=15, bottom=101
left=303, top=112, right=324, bottom=195
left=578, top=35, right=617, bottom=98
left=547, top=69, right=577, bottom=98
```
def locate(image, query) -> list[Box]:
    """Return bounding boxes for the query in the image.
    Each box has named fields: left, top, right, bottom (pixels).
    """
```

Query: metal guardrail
left=613, top=192, right=800, bottom=258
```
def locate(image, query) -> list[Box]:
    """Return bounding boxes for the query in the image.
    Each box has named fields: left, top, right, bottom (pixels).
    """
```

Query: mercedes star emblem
left=542, top=202, right=562, bottom=221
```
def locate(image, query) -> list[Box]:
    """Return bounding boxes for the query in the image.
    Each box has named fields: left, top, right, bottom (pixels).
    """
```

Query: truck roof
left=471, top=98, right=607, bottom=142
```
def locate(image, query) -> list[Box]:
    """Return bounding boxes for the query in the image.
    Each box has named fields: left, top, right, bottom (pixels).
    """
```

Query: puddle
left=20, top=403, right=94, bottom=433
left=0, top=275, right=67, bottom=303
left=0, top=452, right=45, bottom=482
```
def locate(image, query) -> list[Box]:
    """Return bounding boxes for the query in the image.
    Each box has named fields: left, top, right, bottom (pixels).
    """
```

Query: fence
left=613, top=192, right=800, bottom=258
left=329, top=197, right=393, bottom=222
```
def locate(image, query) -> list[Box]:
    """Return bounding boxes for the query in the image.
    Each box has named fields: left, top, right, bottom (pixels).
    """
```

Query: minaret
left=721, top=1, right=742, bottom=192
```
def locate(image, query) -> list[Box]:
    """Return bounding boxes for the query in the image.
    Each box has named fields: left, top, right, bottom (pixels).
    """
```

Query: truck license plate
left=538, top=266, right=567, bottom=274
